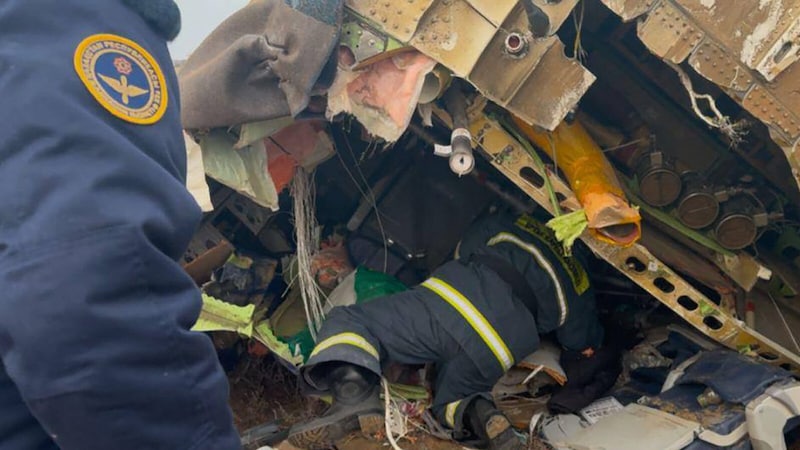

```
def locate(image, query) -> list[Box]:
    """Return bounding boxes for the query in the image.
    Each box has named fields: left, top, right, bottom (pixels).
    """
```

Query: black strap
left=469, top=253, right=538, bottom=318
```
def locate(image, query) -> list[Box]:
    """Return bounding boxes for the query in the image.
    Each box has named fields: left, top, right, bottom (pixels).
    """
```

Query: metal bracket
left=340, top=18, right=405, bottom=68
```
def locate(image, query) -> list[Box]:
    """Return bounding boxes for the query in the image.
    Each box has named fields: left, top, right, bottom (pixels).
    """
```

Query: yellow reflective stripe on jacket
left=310, top=332, right=379, bottom=360
left=422, top=277, right=514, bottom=371
left=445, top=400, right=462, bottom=428
left=487, top=232, right=569, bottom=326
left=514, top=214, right=590, bottom=295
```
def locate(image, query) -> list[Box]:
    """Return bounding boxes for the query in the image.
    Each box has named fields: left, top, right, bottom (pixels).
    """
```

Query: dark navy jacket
left=0, top=1, right=240, bottom=449
left=457, top=213, right=604, bottom=352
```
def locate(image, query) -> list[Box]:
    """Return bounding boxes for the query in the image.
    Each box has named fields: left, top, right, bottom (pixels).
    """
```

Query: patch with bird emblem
left=73, top=34, right=168, bottom=125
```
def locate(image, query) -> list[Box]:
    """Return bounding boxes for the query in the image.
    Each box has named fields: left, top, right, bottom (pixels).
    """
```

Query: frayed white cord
left=667, top=61, right=746, bottom=146
left=382, top=378, right=406, bottom=450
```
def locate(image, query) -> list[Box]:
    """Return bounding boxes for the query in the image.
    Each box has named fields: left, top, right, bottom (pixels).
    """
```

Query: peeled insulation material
left=326, top=50, right=437, bottom=142
left=193, top=294, right=256, bottom=337
left=184, top=133, right=213, bottom=212
left=200, top=129, right=280, bottom=211
left=517, top=341, right=567, bottom=386
left=513, top=116, right=642, bottom=247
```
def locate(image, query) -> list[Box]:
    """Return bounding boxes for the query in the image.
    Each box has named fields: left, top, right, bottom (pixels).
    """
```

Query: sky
left=169, top=0, right=249, bottom=60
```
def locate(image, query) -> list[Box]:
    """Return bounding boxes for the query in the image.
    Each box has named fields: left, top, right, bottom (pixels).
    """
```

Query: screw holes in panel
left=625, top=257, right=646, bottom=272
left=759, top=352, right=779, bottom=361
left=703, top=315, right=724, bottom=330
left=654, top=277, right=675, bottom=293
left=678, top=296, right=698, bottom=311
left=520, top=167, right=544, bottom=188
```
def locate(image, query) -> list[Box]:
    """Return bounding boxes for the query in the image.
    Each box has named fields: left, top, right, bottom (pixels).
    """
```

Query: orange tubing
left=513, top=116, right=641, bottom=246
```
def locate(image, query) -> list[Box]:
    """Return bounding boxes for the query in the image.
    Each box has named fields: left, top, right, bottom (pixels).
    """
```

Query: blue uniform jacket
left=0, top=1, right=240, bottom=449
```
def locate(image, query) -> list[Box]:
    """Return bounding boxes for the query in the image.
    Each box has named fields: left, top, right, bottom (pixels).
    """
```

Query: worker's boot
left=288, top=363, right=383, bottom=449
left=464, top=397, right=525, bottom=450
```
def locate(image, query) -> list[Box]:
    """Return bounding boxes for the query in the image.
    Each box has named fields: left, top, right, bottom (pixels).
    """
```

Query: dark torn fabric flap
left=178, top=0, right=342, bottom=129
left=677, top=349, right=792, bottom=404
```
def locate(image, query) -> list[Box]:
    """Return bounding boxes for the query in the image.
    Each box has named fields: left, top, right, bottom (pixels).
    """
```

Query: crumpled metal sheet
left=345, top=0, right=596, bottom=130
left=600, top=0, right=800, bottom=190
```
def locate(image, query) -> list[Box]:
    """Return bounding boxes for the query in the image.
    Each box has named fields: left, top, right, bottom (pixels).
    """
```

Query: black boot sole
left=288, top=413, right=384, bottom=449
left=486, top=415, right=525, bottom=450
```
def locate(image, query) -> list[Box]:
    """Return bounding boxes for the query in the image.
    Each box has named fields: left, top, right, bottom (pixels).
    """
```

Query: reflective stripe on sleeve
left=422, top=277, right=514, bottom=371
left=309, top=332, right=380, bottom=360
left=487, top=232, right=569, bottom=326
left=445, top=400, right=462, bottom=428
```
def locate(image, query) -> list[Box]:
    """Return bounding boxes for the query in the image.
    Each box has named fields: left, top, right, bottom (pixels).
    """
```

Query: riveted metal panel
left=600, top=0, right=658, bottom=22
left=744, top=84, right=800, bottom=140
left=345, top=0, right=436, bottom=42
left=409, top=0, right=497, bottom=77
left=637, top=1, right=705, bottom=64
left=468, top=5, right=556, bottom=103
left=464, top=0, right=518, bottom=26
left=688, top=40, right=754, bottom=94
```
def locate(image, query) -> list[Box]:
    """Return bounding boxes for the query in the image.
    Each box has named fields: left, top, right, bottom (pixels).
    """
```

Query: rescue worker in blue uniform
left=288, top=212, right=606, bottom=450
left=0, top=1, right=241, bottom=449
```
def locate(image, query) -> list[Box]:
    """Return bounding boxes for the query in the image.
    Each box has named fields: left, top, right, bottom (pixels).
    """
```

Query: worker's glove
left=547, top=345, right=623, bottom=414
left=560, top=346, right=621, bottom=387
left=547, top=366, right=620, bottom=414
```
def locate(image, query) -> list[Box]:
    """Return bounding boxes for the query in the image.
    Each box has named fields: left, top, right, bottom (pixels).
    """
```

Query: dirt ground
left=228, top=356, right=467, bottom=450
left=228, top=356, right=321, bottom=432
left=226, top=355, right=800, bottom=450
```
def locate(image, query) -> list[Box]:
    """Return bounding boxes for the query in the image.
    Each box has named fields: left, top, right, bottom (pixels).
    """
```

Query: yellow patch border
left=73, top=33, right=168, bottom=125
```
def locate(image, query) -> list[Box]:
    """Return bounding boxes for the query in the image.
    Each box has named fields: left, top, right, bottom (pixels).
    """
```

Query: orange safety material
left=512, top=116, right=641, bottom=247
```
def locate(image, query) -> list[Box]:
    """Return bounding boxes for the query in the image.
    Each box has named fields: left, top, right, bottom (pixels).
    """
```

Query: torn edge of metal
left=467, top=110, right=800, bottom=376
left=604, top=0, right=800, bottom=197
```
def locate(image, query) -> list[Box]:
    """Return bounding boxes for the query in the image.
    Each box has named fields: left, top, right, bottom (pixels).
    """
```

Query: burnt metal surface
left=463, top=108, right=800, bottom=375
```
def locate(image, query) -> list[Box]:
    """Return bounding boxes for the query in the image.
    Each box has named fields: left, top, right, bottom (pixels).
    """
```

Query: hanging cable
left=290, top=167, right=326, bottom=340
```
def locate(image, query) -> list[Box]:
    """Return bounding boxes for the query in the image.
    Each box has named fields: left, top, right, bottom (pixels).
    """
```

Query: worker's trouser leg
left=300, top=289, right=512, bottom=438
left=292, top=290, right=454, bottom=449
left=430, top=352, right=498, bottom=435
left=301, top=290, right=462, bottom=388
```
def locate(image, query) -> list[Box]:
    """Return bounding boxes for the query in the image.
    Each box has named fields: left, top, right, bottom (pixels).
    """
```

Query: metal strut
left=467, top=112, right=800, bottom=376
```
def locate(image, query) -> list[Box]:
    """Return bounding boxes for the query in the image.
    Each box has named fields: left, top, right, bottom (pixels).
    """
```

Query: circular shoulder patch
left=73, top=34, right=168, bottom=125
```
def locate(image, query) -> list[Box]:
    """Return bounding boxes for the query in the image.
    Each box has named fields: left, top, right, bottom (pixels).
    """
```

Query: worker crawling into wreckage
left=287, top=212, right=621, bottom=450
left=172, top=1, right=630, bottom=448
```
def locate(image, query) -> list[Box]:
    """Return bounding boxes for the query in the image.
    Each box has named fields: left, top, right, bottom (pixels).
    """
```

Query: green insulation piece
left=193, top=294, right=256, bottom=337
left=546, top=210, right=589, bottom=255
left=253, top=321, right=305, bottom=366
left=354, top=266, right=408, bottom=301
